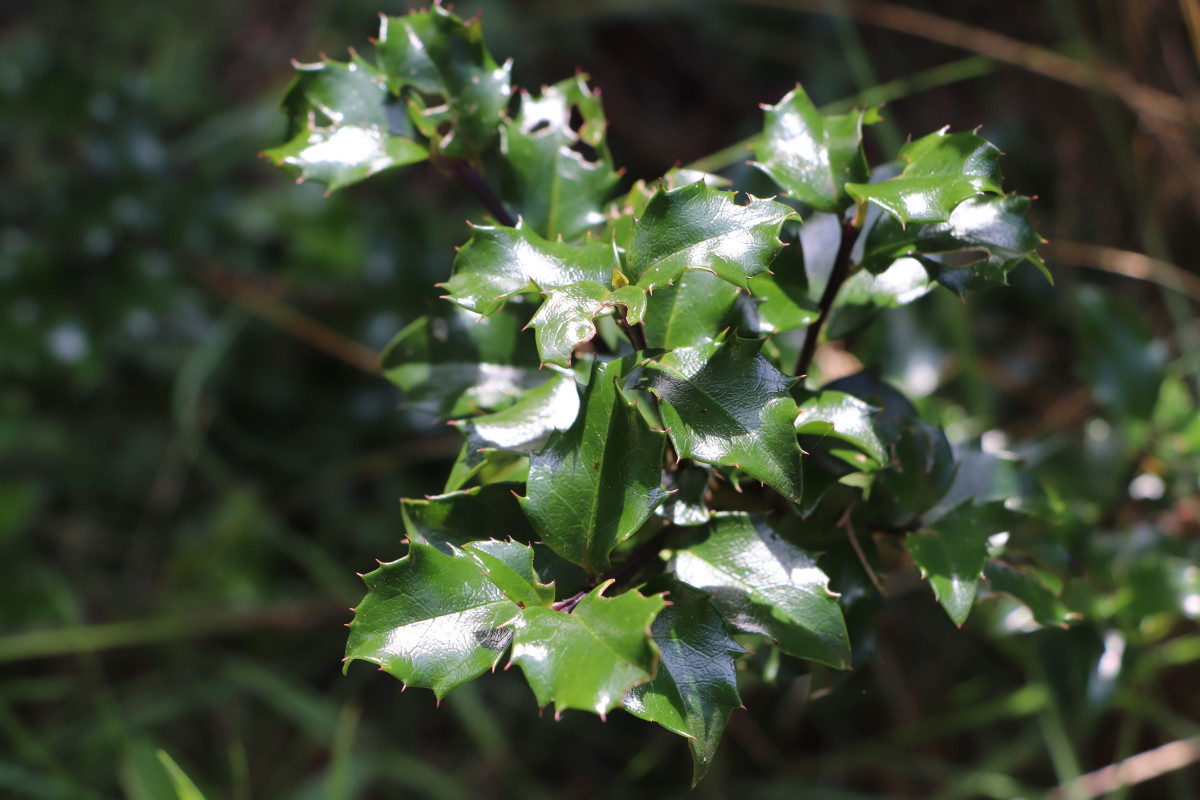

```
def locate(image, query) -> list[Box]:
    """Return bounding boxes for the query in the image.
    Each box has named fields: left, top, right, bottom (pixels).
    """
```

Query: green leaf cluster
left=271, top=4, right=1065, bottom=784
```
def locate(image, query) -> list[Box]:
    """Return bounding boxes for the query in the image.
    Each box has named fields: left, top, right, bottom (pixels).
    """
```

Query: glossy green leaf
left=375, top=3, right=511, bottom=159
left=453, top=369, right=580, bottom=454
left=927, top=449, right=1029, bottom=520
left=794, top=439, right=863, bottom=516
left=527, top=282, right=610, bottom=367
left=520, top=357, right=669, bottom=572
left=380, top=305, right=543, bottom=419
left=498, top=75, right=620, bottom=240
left=403, top=484, right=536, bottom=552
left=443, top=442, right=526, bottom=493
left=527, top=281, right=648, bottom=367
left=658, top=463, right=712, bottom=526
left=794, top=390, right=886, bottom=464
left=264, top=55, right=428, bottom=192
left=641, top=337, right=804, bottom=502
left=605, top=169, right=729, bottom=252
left=346, top=542, right=518, bottom=698
left=983, top=561, right=1073, bottom=628
left=826, top=258, right=935, bottom=340
left=672, top=513, right=850, bottom=667
left=826, top=372, right=955, bottom=527
left=795, top=211, right=842, bottom=299
left=403, top=484, right=590, bottom=596
left=906, top=501, right=997, bottom=626
left=754, top=85, right=875, bottom=213
left=463, top=540, right=556, bottom=608
left=743, top=270, right=819, bottom=335
left=627, top=182, right=793, bottom=291
left=624, top=576, right=744, bottom=786
left=441, top=223, right=616, bottom=316
left=846, top=129, right=1004, bottom=225
left=641, top=269, right=740, bottom=350
left=860, top=195, right=1047, bottom=296
left=507, top=582, right=666, bottom=718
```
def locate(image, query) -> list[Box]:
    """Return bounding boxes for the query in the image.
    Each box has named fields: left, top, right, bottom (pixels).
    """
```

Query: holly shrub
left=268, top=2, right=1072, bottom=784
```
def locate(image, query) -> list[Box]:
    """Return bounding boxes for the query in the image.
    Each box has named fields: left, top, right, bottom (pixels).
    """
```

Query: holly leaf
left=507, top=581, right=666, bottom=718
left=846, top=129, right=1004, bottom=225
left=906, top=501, right=1003, bottom=626
left=794, top=390, right=887, bottom=464
left=641, top=269, right=741, bottom=350
left=658, top=463, right=713, bottom=527
left=672, top=513, right=850, bottom=668
left=983, top=561, right=1074, bottom=628
left=794, top=439, right=863, bottom=516
left=753, top=84, right=875, bottom=213
left=742, top=271, right=819, bottom=335
left=641, top=337, right=804, bottom=502
left=825, top=258, right=935, bottom=340
left=380, top=305, right=543, bottom=419
left=264, top=54, right=428, bottom=192
left=826, top=372, right=955, bottom=527
left=443, top=442, right=526, bottom=493
left=463, top=540, right=556, bottom=608
left=860, top=195, right=1047, bottom=296
left=441, top=223, right=616, bottom=316
left=605, top=169, right=729, bottom=252
left=624, top=576, right=744, bottom=785
left=403, top=483, right=536, bottom=552
left=498, top=75, right=621, bottom=240
left=345, top=541, right=518, bottom=699
left=453, top=369, right=580, bottom=454
left=527, top=281, right=648, bottom=367
left=627, top=182, right=793, bottom=291
left=375, top=3, right=511, bottom=160
left=520, top=357, right=669, bottom=572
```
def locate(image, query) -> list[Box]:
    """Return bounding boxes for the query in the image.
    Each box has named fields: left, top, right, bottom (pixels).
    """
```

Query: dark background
left=4, top=0, right=1199, bottom=797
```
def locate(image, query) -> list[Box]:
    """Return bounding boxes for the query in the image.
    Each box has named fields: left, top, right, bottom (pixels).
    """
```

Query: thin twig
left=613, top=304, right=649, bottom=352
left=732, top=0, right=1191, bottom=128
left=795, top=210, right=862, bottom=379
left=605, top=525, right=675, bottom=592
left=1044, top=240, right=1200, bottom=304
left=1045, top=735, right=1200, bottom=800
left=197, top=265, right=381, bottom=375
left=839, top=502, right=886, bottom=597
left=447, top=159, right=518, bottom=227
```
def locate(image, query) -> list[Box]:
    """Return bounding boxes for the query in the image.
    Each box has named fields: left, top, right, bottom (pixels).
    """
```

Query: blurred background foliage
left=3, top=0, right=1199, bottom=797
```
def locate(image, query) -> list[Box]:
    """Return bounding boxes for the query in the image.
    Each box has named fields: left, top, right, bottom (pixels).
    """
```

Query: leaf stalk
left=447, top=159, right=518, bottom=227
left=795, top=205, right=864, bottom=380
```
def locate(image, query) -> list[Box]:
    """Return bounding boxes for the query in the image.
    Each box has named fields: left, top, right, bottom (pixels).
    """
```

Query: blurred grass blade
left=156, top=749, right=208, bottom=800
left=324, top=702, right=361, bottom=800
